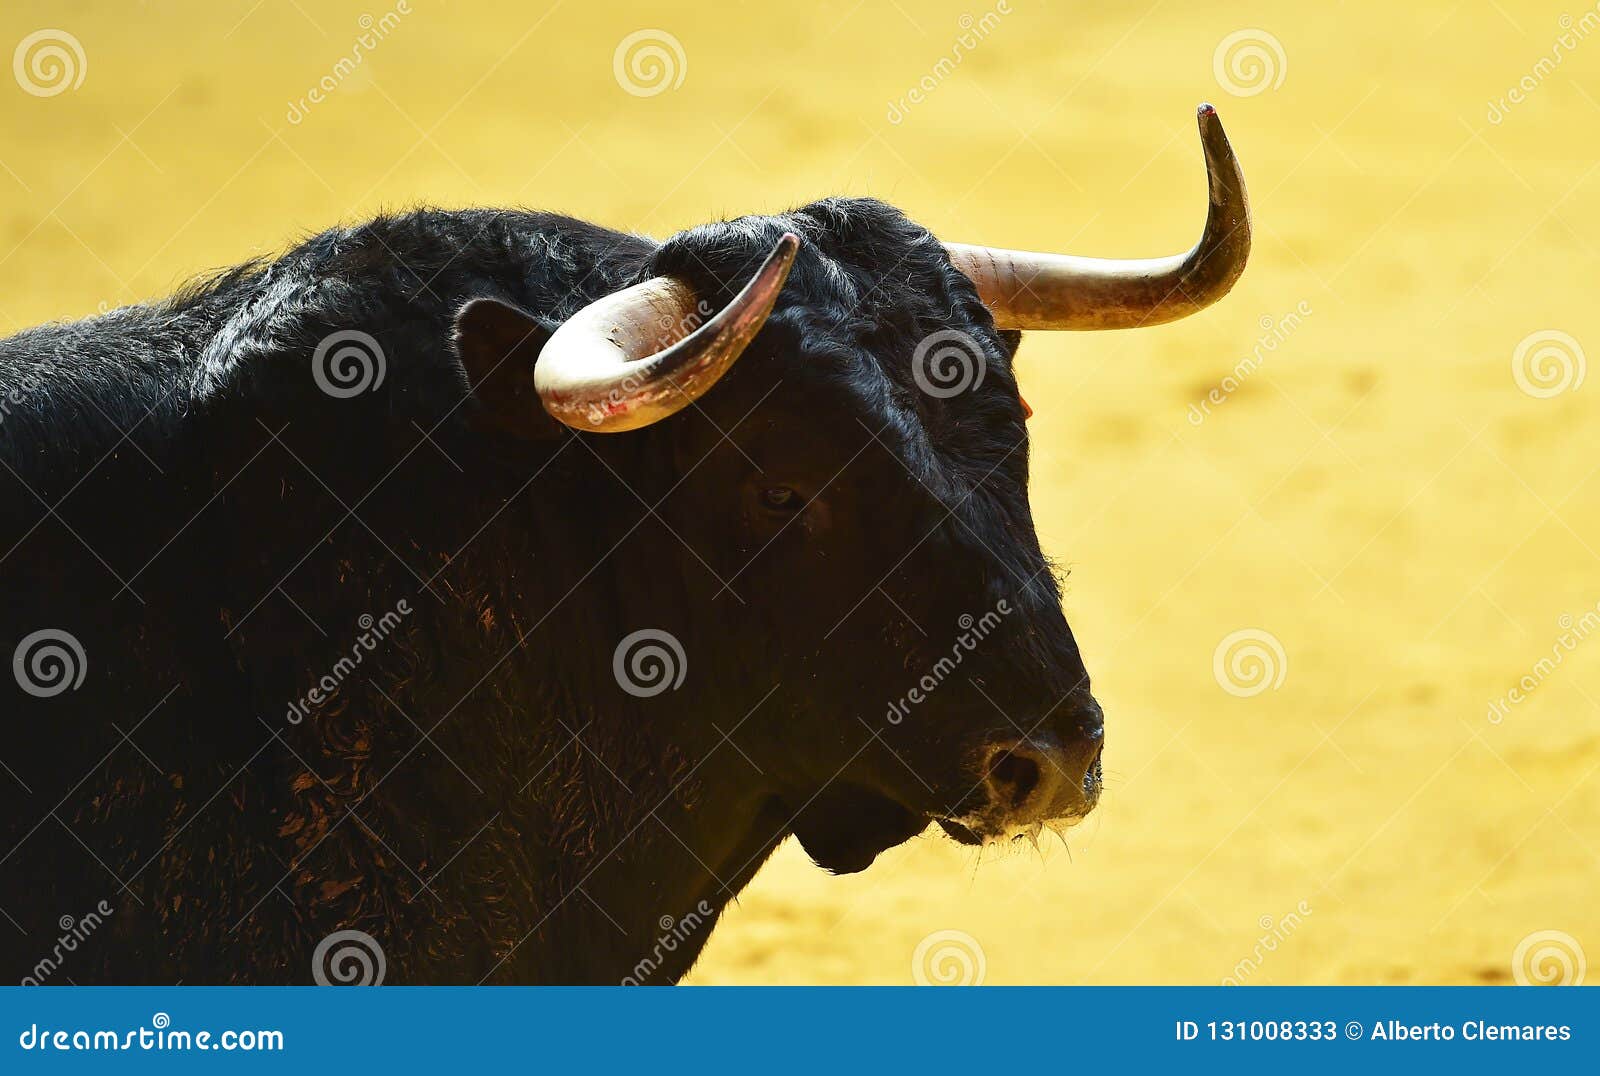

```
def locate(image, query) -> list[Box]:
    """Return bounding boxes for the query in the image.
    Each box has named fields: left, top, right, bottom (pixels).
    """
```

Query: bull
left=0, top=107, right=1249, bottom=984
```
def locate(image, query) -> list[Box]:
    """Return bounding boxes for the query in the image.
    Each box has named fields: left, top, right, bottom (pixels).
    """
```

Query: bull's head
left=459, top=107, right=1249, bottom=874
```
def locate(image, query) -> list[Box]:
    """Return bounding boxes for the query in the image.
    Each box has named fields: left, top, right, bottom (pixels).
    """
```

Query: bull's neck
left=504, top=779, right=791, bottom=985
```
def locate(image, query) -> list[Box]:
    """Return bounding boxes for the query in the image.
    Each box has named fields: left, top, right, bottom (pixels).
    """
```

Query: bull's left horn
left=945, top=104, right=1250, bottom=330
left=533, top=233, right=799, bottom=432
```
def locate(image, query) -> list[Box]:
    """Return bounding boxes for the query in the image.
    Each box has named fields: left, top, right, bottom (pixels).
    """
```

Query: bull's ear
left=452, top=297, right=564, bottom=439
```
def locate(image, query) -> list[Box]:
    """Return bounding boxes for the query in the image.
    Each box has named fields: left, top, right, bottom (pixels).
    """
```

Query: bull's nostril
left=987, top=751, right=1041, bottom=809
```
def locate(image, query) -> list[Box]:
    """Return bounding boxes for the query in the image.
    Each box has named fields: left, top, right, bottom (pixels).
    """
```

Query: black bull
left=0, top=201, right=1108, bottom=984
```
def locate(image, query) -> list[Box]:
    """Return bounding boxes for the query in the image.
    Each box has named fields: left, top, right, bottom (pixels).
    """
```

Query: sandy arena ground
left=1, top=0, right=1595, bottom=984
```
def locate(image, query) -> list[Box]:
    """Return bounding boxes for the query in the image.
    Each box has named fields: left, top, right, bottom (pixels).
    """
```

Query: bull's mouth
left=791, top=784, right=1093, bottom=874
left=937, top=817, right=984, bottom=845
left=791, top=734, right=1102, bottom=871
left=936, top=813, right=1087, bottom=848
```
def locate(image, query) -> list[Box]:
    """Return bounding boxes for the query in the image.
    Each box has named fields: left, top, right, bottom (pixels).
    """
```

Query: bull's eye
left=759, top=486, right=800, bottom=511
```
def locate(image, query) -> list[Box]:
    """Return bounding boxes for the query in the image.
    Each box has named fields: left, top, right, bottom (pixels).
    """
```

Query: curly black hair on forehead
left=650, top=197, right=1030, bottom=495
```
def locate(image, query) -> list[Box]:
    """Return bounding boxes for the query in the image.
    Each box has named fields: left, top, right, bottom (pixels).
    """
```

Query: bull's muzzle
left=961, top=700, right=1104, bottom=842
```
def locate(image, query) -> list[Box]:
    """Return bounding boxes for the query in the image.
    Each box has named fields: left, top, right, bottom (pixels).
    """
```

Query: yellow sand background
left=2, top=1, right=1595, bottom=984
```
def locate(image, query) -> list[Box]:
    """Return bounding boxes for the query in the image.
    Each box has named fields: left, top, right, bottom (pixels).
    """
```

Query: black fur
left=0, top=201, right=1096, bottom=984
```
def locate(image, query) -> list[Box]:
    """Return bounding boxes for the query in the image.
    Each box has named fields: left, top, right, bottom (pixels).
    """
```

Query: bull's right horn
left=534, top=233, right=800, bottom=433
